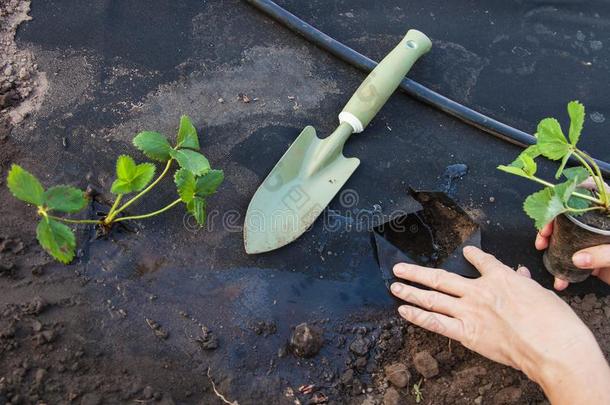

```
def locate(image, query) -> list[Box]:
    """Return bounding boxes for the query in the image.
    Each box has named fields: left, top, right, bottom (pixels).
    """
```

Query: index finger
left=393, top=263, right=471, bottom=297
left=539, top=222, right=553, bottom=238
left=462, top=246, right=506, bottom=275
left=535, top=223, right=552, bottom=250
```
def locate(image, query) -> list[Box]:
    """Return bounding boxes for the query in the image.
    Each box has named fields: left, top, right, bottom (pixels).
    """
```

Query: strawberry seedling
left=6, top=115, right=223, bottom=263
left=498, top=100, right=610, bottom=229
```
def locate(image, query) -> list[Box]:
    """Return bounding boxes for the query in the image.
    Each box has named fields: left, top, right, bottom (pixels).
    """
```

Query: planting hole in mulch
left=0, top=0, right=609, bottom=404
left=373, top=190, right=481, bottom=286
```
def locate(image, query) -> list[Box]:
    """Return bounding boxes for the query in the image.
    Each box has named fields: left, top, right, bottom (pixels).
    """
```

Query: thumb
left=572, top=245, right=610, bottom=269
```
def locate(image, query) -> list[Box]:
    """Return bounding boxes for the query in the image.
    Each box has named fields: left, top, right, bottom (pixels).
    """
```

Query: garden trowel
left=244, top=29, right=432, bottom=254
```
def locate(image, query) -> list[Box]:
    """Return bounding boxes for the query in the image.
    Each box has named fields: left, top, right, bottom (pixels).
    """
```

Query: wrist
left=525, top=341, right=610, bottom=404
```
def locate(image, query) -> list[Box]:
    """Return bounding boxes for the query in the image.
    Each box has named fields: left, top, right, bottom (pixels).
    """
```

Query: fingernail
left=463, top=246, right=474, bottom=254
left=393, top=264, right=406, bottom=275
left=554, top=278, right=569, bottom=291
left=398, top=305, right=409, bottom=317
left=390, top=283, right=402, bottom=294
left=573, top=252, right=592, bottom=267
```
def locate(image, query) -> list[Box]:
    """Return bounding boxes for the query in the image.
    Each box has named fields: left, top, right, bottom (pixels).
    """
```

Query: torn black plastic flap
left=372, top=190, right=481, bottom=288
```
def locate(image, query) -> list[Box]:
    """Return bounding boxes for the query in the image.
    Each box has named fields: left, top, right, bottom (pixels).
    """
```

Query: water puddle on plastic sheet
left=76, top=168, right=472, bottom=382
left=79, top=210, right=395, bottom=378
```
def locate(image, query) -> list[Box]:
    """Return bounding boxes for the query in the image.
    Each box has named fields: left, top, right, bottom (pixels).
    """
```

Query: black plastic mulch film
left=245, top=0, right=610, bottom=178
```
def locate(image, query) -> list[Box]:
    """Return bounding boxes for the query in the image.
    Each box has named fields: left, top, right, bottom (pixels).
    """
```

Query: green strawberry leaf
left=499, top=148, right=539, bottom=178
left=131, top=163, right=156, bottom=190
left=44, top=186, right=88, bottom=213
left=110, top=180, right=130, bottom=194
left=195, top=169, right=224, bottom=197
left=116, top=154, right=137, bottom=180
left=133, top=131, right=172, bottom=162
left=567, top=100, right=585, bottom=146
left=522, top=145, right=541, bottom=158
left=111, top=155, right=156, bottom=194
left=176, top=115, right=200, bottom=150
left=7, top=164, right=45, bottom=206
left=536, top=118, right=570, bottom=160
left=174, top=168, right=196, bottom=203
left=554, top=178, right=579, bottom=203
left=169, top=149, right=210, bottom=176
left=497, top=165, right=529, bottom=179
left=516, top=153, right=537, bottom=176
left=524, top=188, right=567, bottom=230
left=562, top=167, right=589, bottom=184
left=187, top=197, right=207, bottom=226
left=36, top=218, right=76, bottom=264
left=568, top=188, right=593, bottom=213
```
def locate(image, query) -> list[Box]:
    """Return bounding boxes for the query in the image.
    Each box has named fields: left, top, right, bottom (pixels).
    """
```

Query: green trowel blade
left=244, top=125, right=360, bottom=254
left=243, top=29, right=432, bottom=254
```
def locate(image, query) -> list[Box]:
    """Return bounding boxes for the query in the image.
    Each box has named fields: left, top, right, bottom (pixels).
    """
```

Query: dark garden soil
left=0, top=236, right=608, bottom=404
left=415, top=192, right=477, bottom=265
left=578, top=210, right=610, bottom=231
left=1, top=0, right=610, bottom=404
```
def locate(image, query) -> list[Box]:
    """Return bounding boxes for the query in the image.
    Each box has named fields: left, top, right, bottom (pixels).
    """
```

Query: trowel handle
left=339, top=30, right=431, bottom=133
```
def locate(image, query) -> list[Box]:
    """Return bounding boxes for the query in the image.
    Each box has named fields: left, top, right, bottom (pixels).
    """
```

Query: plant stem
left=105, top=159, right=173, bottom=223
left=527, top=176, right=555, bottom=188
left=47, top=215, right=101, bottom=225
left=112, top=198, right=182, bottom=223
left=567, top=190, right=602, bottom=205
left=106, top=194, right=123, bottom=218
left=574, top=150, right=609, bottom=207
left=528, top=175, right=603, bottom=204
left=573, top=151, right=605, bottom=200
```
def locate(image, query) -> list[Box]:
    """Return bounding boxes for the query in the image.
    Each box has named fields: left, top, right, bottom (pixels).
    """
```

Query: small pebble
left=142, top=386, right=154, bottom=399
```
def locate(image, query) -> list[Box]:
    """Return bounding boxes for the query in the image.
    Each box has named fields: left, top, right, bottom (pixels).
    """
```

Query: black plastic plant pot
left=543, top=213, right=610, bottom=283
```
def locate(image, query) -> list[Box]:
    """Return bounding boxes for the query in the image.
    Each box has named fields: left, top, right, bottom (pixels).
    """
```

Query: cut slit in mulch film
left=372, top=189, right=481, bottom=290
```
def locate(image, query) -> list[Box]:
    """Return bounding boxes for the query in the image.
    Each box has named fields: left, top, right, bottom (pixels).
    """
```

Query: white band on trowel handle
left=338, top=112, right=364, bottom=133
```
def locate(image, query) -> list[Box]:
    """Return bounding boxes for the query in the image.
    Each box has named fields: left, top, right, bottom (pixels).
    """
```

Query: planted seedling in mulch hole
left=498, top=100, right=610, bottom=282
left=6, top=115, right=224, bottom=264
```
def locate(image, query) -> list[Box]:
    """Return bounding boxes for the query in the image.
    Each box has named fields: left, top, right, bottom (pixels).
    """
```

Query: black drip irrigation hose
left=245, top=0, right=610, bottom=178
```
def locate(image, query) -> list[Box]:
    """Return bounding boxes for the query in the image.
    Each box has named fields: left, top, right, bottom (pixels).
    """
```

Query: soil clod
left=250, top=320, right=277, bottom=337
left=22, top=297, right=46, bottom=315
left=413, top=351, right=439, bottom=378
left=290, top=323, right=324, bottom=358
left=145, top=318, right=169, bottom=340
left=349, top=335, right=371, bottom=357
left=493, top=386, right=522, bottom=404
left=384, top=363, right=410, bottom=388
left=383, top=387, right=401, bottom=405
left=196, top=326, right=218, bottom=350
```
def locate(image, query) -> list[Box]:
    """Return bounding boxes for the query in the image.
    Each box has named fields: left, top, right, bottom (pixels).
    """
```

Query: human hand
left=535, top=221, right=610, bottom=290
left=391, top=246, right=610, bottom=403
